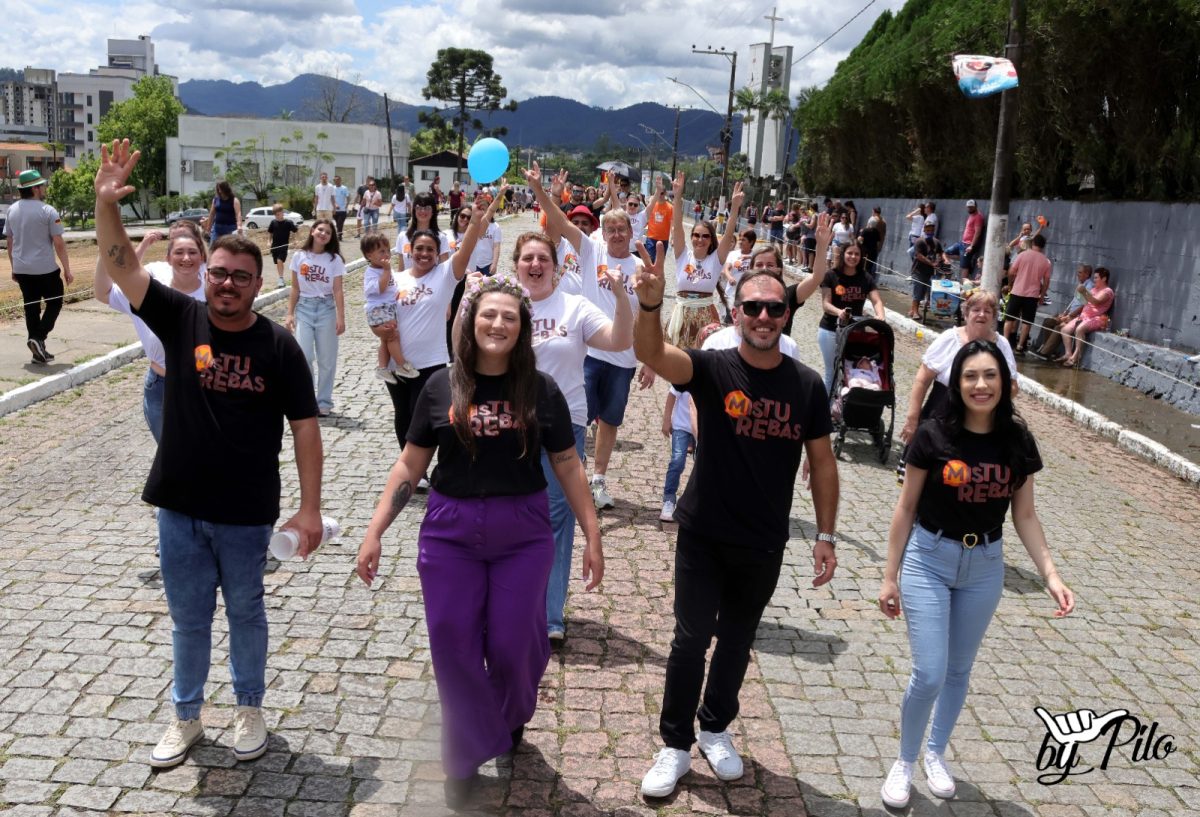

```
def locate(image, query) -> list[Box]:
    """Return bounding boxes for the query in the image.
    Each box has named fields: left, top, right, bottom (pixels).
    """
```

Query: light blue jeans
left=541, top=423, right=587, bottom=636
left=158, top=509, right=272, bottom=720
left=296, top=295, right=338, bottom=411
left=662, top=429, right=694, bottom=502
left=817, top=326, right=839, bottom=395
left=143, top=368, right=165, bottom=444
left=898, top=524, right=1005, bottom=762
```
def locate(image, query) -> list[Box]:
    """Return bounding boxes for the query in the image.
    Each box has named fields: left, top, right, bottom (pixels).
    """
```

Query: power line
left=791, top=0, right=877, bottom=69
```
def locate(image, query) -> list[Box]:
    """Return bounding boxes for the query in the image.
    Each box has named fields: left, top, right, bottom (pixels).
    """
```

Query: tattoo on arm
left=107, top=245, right=128, bottom=268
left=389, top=481, right=413, bottom=517
left=549, top=450, right=575, bottom=465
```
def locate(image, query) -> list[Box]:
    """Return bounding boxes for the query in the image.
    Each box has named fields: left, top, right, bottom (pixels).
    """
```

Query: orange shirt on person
left=647, top=201, right=672, bottom=241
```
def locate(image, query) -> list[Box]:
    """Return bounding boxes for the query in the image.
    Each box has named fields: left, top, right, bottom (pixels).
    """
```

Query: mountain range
left=178, top=74, right=742, bottom=156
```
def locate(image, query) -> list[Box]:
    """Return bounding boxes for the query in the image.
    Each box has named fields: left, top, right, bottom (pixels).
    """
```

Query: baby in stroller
left=842, top=355, right=882, bottom=395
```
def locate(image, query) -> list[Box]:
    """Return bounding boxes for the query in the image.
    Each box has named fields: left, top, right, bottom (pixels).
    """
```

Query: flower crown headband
left=460, top=272, right=533, bottom=316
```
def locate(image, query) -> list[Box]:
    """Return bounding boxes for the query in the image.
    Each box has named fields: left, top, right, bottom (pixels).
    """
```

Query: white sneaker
left=232, top=706, right=268, bottom=761
left=923, top=750, right=956, bottom=799
left=659, top=499, right=676, bottom=523
left=881, top=759, right=914, bottom=808
left=640, top=747, right=691, bottom=798
left=150, top=718, right=203, bottom=768
left=395, top=362, right=421, bottom=379
left=591, top=478, right=614, bottom=510
left=277, top=278, right=286, bottom=288
left=417, top=477, right=431, bottom=491
left=374, top=367, right=398, bottom=385
left=697, top=730, right=743, bottom=780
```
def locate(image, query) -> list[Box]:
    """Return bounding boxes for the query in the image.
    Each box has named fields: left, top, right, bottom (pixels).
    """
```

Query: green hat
left=17, top=169, right=46, bottom=189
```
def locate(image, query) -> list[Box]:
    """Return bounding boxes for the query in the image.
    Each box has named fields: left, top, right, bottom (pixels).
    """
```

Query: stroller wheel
left=834, top=432, right=845, bottom=458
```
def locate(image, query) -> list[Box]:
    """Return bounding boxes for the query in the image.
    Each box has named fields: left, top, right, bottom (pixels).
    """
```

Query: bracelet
left=639, top=301, right=663, bottom=312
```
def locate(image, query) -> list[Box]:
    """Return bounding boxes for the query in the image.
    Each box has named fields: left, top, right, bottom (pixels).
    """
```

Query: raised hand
left=601, top=264, right=625, bottom=293
left=654, top=173, right=664, bottom=196
left=95, top=139, right=140, bottom=204
left=815, top=211, right=833, bottom=246
left=523, top=161, right=542, bottom=190
left=549, top=168, right=569, bottom=200
left=730, top=181, right=745, bottom=210
left=634, top=241, right=667, bottom=306
left=671, top=171, right=685, bottom=200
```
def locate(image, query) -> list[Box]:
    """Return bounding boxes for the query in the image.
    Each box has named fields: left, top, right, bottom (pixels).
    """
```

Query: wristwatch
left=816, top=532, right=838, bottom=546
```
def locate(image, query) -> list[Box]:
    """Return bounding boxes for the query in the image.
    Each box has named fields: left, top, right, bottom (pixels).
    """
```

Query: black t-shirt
left=911, top=236, right=943, bottom=279
left=782, top=282, right=806, bottom=337
left=673, top=348, right=833, bottom=549
left=859, top=225, right=881, bottom=257
left=907, top=420, right=1042, bottom=537
left=266, top=218, right=297, bottom=248
left=133, top=279, right=319, bottom=525
left=818, top=269, right=877, bottom=331
left=768, top=207, right=786, bottom=234
left=407, top=369, right=575, bottom=498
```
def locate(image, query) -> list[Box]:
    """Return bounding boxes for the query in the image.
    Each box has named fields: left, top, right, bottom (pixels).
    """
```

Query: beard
left=741, top=324, right=781, bottom=351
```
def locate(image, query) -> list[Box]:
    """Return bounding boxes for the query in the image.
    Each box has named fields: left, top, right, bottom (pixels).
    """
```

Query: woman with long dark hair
left=877, top=340, right=1074, bottom=809
left=814, top=214, right=885, bottom=394
left=395, top=192, right=450, bottom=271
left=357, top=273, right=603, bottom=809
left=205, top=180, right=241, bottom=245
left=285, top=219, right=345, bottom=416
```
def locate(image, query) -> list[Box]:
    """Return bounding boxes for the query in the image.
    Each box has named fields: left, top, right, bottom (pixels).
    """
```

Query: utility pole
left=692, top=46, right=737, bottom=203
left=981, top=0, right=1025, bottom=295
left=671, top=107, right=681, bottom=177
left=752, top=7, right=784, bottom=180
left=383, top=94, right=397, bottom=188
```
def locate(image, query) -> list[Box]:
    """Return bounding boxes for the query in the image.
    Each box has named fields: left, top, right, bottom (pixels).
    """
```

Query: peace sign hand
left=634, top=241, right=667, bottom=306
left=671, top=171, right=685, bottom=200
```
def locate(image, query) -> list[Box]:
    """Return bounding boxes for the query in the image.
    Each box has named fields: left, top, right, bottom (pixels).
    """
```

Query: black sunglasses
left=207, top=267, right=257, bottom=287
left=737, top=299, right=787, bottom=319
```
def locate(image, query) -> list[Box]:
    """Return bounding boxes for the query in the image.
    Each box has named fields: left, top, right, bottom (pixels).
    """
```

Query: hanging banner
left=953, top=55, right=1019, bottom=98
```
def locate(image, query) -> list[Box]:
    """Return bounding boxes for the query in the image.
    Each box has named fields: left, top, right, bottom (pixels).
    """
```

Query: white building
left=408, top=151, right=470, bottom=195
left=0, top=68, right=57, bottom=143
left=165, top=114, right=411, bottom=200
left=743, top=42, right=794, bottom=179
left=56, top=35, right=178, bottom=159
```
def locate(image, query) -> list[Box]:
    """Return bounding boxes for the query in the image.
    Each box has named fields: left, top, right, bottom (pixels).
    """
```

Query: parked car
left=244, top=207, right=303, bottom=230
left=165, top=210, right=182, bottom=224
left=166, top=208, right=208, bottom=226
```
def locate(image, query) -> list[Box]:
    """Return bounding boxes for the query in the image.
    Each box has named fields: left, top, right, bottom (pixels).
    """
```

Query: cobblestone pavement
left=0, top=212, right=1197, bottom=816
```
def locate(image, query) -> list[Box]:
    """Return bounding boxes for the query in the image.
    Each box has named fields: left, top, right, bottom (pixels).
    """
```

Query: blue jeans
left=158, top=509, right=272, bottom=720
left=393, top=214, right=409, bottom=231
left=295, top=296, right=338, bottom=411
left=643, top=236, right=667, bottom=263
left=663, top=429, right=694, bottom=502
left=363, top=208, right=380, bottom=231
left=898, top=524, right=1005, bottom=762
left=143, top=368, right=165, bottom=444
left=541, top=423, right=586, bottom=635
left=817, top=326, right=839, bottom=395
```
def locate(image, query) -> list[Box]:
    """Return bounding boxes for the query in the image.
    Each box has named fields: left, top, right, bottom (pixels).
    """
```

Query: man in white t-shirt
left=312, top=172, right=335, bottom=221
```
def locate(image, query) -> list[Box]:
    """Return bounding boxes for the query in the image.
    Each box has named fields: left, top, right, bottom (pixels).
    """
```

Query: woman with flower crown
left=356, top=269, right=605, bottom=809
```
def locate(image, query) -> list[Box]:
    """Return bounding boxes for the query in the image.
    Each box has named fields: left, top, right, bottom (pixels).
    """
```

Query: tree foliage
left=96, top=75, right=184, bottom=202
left=46, top=155, right=101, bottom=228
left=213, top=129, right=333, bottom=205
left=422, top=48, right=518, bottom=173
left=794, top=0, right=1200, bottom=200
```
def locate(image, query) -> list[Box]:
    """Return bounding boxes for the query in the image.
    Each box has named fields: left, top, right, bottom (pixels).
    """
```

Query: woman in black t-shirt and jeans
left=356, top=274, right=603, bottom=809
left=876, top=340, right=1074, bottom=809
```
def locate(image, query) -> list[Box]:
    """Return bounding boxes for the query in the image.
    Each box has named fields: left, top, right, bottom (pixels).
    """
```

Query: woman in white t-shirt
left=285, top=219, right=346, bottom=416
left=390, top=186, right=409, bottom=231
left=719, top=229, right=758, bottom=318
left=395, top=192, right=451, bottom=271
left=668, top=171, right=743, bottom=348
left=93, top=226, right=207, bottom=443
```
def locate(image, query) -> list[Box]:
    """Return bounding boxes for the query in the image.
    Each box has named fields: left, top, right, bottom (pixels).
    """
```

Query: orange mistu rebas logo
left=723, top=391, right=803, bottom=440
left=723, top=390, right=750, bottom=418
left=942, top=460, right=970, bottom=487
left=942, top=459, right=1016, bottom=502
left=194, top=344, right=214, bottom=371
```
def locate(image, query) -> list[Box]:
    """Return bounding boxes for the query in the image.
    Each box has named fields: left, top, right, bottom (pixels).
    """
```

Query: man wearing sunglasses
left=633, top=242, right=840, bottom=799
left=95, top=139, right=325, bottom=771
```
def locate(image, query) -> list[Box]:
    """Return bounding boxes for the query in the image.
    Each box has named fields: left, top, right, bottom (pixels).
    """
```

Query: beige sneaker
left=395, top=362, right=421, bottom=379
left=150, top=718, right=203, bottom=768
left=232, top=706, right=268, bottom=761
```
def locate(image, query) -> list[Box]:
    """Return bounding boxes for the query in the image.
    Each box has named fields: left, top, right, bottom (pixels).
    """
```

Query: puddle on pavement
left=875, top=288, right=1200, bottom=460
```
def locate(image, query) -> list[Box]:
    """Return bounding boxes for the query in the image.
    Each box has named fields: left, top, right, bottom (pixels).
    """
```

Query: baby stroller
left=829, top=318, right=896, bottom=463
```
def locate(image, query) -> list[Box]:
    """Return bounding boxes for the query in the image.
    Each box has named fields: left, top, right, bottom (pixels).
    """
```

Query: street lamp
left=689, top=45, right=737, bottom=203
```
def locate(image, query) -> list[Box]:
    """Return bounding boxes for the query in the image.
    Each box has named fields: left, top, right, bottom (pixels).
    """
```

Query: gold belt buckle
left=962, top=533, right=979, bottom=549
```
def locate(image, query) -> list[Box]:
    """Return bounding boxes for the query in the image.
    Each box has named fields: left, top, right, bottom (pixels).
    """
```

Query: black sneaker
left=443, top=772, right=479, bottom=809
left=27, top=339, right=47, bottom=364
left=36, top=340, right=53, bottom=361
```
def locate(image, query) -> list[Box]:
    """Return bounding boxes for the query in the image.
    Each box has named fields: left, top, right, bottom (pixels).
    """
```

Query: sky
left=2, top=0, right=908, bottom=111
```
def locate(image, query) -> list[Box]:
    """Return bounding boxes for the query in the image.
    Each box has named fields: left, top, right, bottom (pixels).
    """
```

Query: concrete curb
left=877, top=307, right=1200, bottom=485
left=0, top=258, right=368, bottom=420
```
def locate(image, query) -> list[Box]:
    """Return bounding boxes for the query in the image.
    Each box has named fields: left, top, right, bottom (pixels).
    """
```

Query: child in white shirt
left=361, top=234, right=418, bottom=383
left=660, top=387, right=698, bottom=522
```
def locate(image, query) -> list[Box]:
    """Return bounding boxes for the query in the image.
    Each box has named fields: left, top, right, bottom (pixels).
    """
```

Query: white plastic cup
left=269, top=516, right=340, bottom=560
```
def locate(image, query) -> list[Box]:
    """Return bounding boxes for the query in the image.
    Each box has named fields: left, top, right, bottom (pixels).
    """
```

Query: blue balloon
left=467, top=138, right=510, bottom=183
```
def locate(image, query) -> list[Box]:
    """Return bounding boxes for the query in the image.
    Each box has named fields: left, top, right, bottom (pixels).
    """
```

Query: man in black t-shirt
left=632, top=249, right=840, bottom=799
left=95, top=139, right=325, bottom=772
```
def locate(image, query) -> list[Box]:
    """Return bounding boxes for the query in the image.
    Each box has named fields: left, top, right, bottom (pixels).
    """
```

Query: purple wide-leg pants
left=417, top=489, right=554, bottom=779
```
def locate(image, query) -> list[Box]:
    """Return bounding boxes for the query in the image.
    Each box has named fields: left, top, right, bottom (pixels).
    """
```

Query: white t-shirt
left=924, top=212, right=939, bottom=236
left=582, top=238, right=638, bottom=369
left=314, top=182, right=335, bottom=211
left=108, top=267, right=205, bottom=368
left=555, top=235, right=593, bottom=298
left=674, top=247, right=722, bottom=294
left=529, top=289, right=610, bottom=426
left=702, top=325, right=799, bottom=359
left=394, top=230, right=452, bottom=270
left=469, top=222, right=502, bottom=271
left=361, top=189, right=382, bottom=211
left=629, top=208, right=649, bottom=241
left=362, top=265, right=397, bottom=310
left=724, top=249, right=754, bottom=288
left=832, top=223, right=854, bottom=246
left=922, top=328, right=1017, bottom=387
left=395, top=260, right=459, bottom=369
left=669, top=387, right=693, bottom=433
left=909, top=213, right=926, bottom=237
left=290, top=250, right=345, bottom=298
left=391, top=195, right=408, bottom=218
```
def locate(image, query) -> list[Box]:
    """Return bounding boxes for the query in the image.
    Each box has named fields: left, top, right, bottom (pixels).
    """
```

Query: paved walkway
left=0, top=213, right=1197, bottom=816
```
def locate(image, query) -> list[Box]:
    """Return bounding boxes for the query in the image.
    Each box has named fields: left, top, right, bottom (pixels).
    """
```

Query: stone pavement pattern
left=0, top=212, right=1197, bottom=816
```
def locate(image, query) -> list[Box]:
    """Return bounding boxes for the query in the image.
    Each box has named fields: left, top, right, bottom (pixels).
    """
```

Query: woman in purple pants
left=357, top=273, right=603, bottom=809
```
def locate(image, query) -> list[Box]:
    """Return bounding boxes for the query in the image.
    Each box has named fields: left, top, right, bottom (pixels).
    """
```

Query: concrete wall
left=866, top=198, right=1200, bottom=353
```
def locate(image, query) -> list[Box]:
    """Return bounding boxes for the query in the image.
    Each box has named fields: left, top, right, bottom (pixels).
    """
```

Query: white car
left=244, top=207, right=303, bottom=230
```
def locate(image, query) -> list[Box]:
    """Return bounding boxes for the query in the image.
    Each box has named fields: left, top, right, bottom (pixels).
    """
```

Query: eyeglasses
left=416, top=204, right=433, bottom=211
left=737, top=300, right=787, bottom=318
left=751, top=265, right=783, bottom=274
left=207, top=267, right=257, bottom=287
left=626, top=203, right=641, bottom=210
left=691, top=233, right=712, bottom=240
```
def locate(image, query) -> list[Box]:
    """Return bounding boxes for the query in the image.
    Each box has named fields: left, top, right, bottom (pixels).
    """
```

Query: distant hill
left=178, top=74, right=741, bottom=155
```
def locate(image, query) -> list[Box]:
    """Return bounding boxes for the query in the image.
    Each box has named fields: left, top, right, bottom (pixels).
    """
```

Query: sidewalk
left=0, top=213, right=1197, bottom=816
